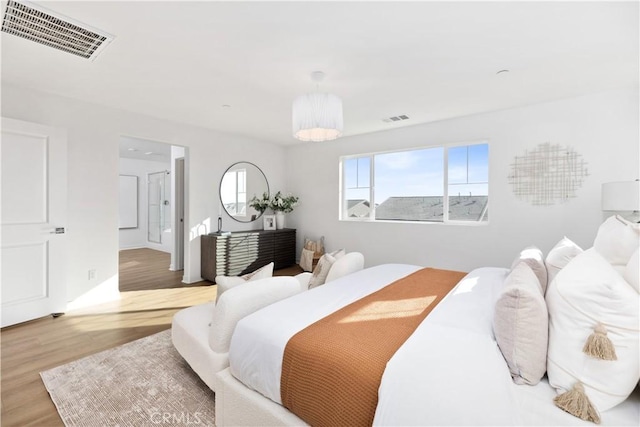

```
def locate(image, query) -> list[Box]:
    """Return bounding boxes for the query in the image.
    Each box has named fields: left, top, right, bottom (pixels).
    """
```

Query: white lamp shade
left=602, top=181, right=640, bottom=211
left=292, top=92, right=343, bottom=142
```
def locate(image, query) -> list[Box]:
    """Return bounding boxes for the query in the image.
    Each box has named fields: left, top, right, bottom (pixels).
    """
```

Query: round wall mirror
left=220, top=162, right=269, bottom=223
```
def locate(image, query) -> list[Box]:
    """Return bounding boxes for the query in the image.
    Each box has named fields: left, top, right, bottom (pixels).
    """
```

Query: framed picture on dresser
left=263, top=214, right=276, bottom=230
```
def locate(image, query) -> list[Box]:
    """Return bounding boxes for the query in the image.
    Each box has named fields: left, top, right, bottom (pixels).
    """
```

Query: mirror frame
left=219, top=161, right=270, bottom=223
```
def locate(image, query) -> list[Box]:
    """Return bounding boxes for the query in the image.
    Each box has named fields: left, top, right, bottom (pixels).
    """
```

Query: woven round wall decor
left=508, top=142, right=589, bottom=206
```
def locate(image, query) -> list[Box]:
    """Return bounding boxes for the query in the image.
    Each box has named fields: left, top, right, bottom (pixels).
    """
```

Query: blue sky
left=344, top=144, right=488, bottom=204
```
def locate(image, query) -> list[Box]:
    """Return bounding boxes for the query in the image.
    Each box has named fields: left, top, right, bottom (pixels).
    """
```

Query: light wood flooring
left=0, top=287, right=216, bottom=426
left=1, top=255, right=302, bottom=426
left=119, top=248, right=198, bottom=292
left=119, top=248, right=303, bottom=291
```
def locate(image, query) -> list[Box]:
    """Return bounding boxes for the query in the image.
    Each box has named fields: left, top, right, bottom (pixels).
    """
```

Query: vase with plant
left=269, top=191, right=299, bottom=229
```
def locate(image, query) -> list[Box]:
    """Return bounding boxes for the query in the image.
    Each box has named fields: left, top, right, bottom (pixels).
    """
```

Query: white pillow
left=209, top=276, right=301, bottom=353
left=510, top=246, right=547, bottom=293
left=593, top=215, right=640, bottom=269
left=624, top=248, right=639, bottom=293
left=546, top=248, right=639, bottom=420
left=494, top=263, right=548, bottom=385
left=215, top=262, right=274, bottom=302
left=308, top=249, right=345, bottom=289
left=325, top=252, right=365, bottom=284
left=545, top=237, right=583, bottom=289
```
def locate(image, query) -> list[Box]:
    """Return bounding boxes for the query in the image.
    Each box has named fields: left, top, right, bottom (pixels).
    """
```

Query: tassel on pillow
left=554, top=382, right=601, bottom=424
left=583, top=324, right=617, bottom=361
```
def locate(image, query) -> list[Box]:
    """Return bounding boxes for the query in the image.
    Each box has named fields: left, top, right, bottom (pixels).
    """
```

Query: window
left=343, top=157, right=371, bottom=218
left=340, top=142, right=488, bottom=223
left=447, top=144, right=488, bottom=221
left=221, top=168, right=247, bottom=217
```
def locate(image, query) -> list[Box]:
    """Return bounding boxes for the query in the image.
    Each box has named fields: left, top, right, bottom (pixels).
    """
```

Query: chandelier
left=292, top=71, right=343, bottom=142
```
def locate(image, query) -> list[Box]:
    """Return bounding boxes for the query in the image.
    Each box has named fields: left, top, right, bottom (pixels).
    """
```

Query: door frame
left=117, top=135, right=189, bottom=285
left=173, top=157, right=185, bottom=271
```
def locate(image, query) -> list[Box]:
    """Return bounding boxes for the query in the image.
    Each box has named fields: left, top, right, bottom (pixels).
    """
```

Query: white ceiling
left=2, top=1, right=638, bottom=146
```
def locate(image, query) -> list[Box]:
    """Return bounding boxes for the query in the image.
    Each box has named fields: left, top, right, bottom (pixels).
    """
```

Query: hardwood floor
left=118, top=248, right=303, bottom=291
left=0, top=286, right=216, bottom=426
left=1, top=260, right=302, bottom=426
left=119, top=248, right=201, bottom=291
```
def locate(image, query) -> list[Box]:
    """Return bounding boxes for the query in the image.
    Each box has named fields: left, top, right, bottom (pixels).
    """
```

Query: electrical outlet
left=88, top=269, right=97, bottom=280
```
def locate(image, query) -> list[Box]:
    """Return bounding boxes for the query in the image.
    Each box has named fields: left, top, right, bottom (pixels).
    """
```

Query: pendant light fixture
left=292, top=71, right=343, bottom=142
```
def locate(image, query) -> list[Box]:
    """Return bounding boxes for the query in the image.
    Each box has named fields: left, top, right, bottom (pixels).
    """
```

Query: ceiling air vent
left=382, top=115, right=410, bottom=123
left=1, top=0, right=113, bottom=60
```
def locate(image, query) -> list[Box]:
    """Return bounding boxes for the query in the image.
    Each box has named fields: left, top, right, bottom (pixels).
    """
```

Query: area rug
left=40, top=330, right=215, bottom=427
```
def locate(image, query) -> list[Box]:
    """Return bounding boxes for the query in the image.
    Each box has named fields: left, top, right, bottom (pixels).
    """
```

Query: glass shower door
left=148, top=171, right=170, bottom=243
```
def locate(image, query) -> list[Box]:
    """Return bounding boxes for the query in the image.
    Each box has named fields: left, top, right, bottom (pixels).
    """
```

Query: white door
left=1, top=118, right=67, bottom=327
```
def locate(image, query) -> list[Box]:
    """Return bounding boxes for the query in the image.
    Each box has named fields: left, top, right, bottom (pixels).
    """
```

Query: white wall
left=3, top=83, right=636, bottom=302
left=1, top=84, right=287, bottom=302
left=285, top=88, right=640, bottom=272
left=118, top=157, right=171, bottom=252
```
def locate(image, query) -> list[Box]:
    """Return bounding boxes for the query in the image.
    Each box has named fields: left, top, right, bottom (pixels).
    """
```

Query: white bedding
left=229, top=263, right=422, bottom=404
left=228, top=264, right=640, bottom=426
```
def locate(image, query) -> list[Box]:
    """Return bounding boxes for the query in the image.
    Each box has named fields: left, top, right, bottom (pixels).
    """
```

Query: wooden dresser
left=200, top=228, right=296, bottom=282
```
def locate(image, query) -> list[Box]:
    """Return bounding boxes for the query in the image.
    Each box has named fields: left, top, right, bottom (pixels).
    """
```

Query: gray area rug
left=41, top=329, right=215, bottom=427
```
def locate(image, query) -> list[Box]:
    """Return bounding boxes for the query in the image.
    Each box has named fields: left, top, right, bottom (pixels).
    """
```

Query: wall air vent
left=382, top=115, right=410, bottom=123
left=1, top=0, right=113, bottom=60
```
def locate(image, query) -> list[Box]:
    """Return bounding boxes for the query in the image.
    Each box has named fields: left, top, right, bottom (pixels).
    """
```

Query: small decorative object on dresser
left=275, top=211, right=285, bottom=230
left=269, top=191, right=299, bottom=230
left=263, top=214, right=276, bottom=230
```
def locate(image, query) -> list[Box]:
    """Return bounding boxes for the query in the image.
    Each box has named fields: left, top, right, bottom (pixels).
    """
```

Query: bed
left=215, top=263, right=640, bottom=426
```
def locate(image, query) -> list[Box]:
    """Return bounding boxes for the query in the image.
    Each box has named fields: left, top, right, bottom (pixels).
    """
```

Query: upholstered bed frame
left=215, top=368, right=305, bottom=426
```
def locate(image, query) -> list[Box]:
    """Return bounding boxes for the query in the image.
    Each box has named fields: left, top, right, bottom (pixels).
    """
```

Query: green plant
left=269, top=191, right=299, bottom=213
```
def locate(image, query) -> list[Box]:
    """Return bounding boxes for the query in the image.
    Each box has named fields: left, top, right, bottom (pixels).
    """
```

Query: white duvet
left=228, top=264, right=640, bottom=426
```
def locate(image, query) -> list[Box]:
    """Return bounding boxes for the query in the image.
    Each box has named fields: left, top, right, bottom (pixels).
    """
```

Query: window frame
left=222, top=168, right=247, bottom=218
left=339, top=141, right=489, bottom=225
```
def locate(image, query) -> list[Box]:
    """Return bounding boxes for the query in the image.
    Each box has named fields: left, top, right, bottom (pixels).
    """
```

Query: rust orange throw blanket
left=281, top=267, right=467, bottom=427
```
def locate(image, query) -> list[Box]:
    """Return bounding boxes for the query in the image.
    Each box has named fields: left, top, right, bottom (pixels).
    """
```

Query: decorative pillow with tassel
left=546, top=248, right=639, bottom=423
